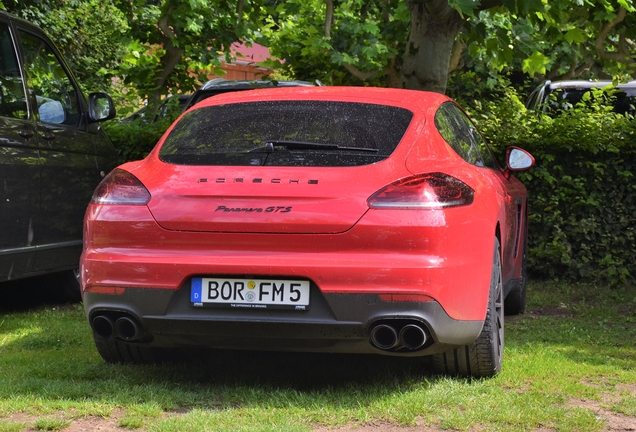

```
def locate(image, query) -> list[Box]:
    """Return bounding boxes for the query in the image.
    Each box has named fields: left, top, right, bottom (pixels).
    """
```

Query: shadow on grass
left=2, top=346, right=442, bottom=412
left=1, top=288, right=442, bottom=408
left=0, top=276, right=76, bottom=313
left=153, top=348, right=435, bottom=389
left=1, top=278, right=440, bottom=397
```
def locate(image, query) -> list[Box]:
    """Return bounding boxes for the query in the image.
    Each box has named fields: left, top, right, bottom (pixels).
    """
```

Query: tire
left=93, top=332, right=157, bottom=364
left=431, top=237, right=504, bottom=378
left=504, top=230, right=527, bottom=316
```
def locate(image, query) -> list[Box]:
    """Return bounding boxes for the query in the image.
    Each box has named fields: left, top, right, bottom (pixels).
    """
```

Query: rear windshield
left=159, top=101, right=413, bottom=166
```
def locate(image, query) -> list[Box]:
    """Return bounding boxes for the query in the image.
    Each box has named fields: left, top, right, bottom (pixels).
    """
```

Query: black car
left=183, top=78, right=320, bottom=111
left=0, top=11, right=117, bottom=300
left=526, top=80, right=636, bottom=116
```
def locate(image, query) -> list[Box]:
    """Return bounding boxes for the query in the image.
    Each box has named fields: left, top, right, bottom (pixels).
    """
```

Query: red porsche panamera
left=81, top=87, right=534, bottom=377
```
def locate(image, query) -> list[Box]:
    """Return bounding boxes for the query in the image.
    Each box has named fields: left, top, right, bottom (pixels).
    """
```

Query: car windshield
left=159, top=101, right=413, bottom=166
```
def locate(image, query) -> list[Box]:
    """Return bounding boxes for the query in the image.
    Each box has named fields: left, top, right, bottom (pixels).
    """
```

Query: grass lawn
left=0, top=280, right=634, bottom=431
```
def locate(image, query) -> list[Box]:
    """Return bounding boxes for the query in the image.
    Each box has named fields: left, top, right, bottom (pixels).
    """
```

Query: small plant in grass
left=33, top=417, right=71, bottom=431
left=118, top=416, right=145, bottom=429
left=0, top=423, right=25, bottom=432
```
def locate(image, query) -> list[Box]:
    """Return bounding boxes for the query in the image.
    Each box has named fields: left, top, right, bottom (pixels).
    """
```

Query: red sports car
left=81, top=87, right=534, bottom=377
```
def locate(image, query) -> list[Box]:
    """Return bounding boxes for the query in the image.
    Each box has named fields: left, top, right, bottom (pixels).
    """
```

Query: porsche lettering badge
left=198, top=178, right=319, bottom=184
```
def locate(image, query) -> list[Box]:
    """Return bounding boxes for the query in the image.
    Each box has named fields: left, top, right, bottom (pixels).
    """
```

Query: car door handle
left=40, top=132, right=55, bottom=140
left=19, top=129, right=34, bottom=138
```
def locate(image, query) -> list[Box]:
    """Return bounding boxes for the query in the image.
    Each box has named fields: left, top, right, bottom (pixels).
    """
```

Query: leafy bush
left=103, top=119, right=170, bottom=164
left=103, top=95, right=186, bottom=164
left=465, top=85, right=636, bottom=285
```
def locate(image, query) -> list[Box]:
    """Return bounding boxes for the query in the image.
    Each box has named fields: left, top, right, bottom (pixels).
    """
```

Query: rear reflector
left=85, top=286, right=127, bottom=295
left=378, top=294, right=434, bottom=302
left=91, top=169, right=151, bottom=205
left=367, top=173, right=474, bottom=209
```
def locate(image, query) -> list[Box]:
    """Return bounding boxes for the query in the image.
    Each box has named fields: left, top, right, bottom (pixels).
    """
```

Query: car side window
left=18, top=30, right=80, bottom=126
left=434, top=102, right=498, bottom=169
left=0, top=23, right=28, bottom=119
left=453, top=108, right=499, bottom=169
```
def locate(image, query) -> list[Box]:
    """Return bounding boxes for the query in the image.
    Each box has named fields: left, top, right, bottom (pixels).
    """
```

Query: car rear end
left=81, top=88, right=493, bottom=361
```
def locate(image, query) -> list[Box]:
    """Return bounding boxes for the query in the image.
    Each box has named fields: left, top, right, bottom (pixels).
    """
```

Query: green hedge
left=104, top=119, right=170, bottom=164
left=465, top=87, right=636, bottom=285
left=103, top=97, right=185, bottom=164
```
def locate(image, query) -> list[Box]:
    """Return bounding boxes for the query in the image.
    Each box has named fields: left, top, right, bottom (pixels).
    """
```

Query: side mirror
left=506, top=146, right=534, bottom=171
left=88, top=92, right=116, bottom=122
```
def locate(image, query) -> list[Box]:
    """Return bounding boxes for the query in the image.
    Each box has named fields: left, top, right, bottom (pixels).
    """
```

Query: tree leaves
left=5, top=0, right=129, bottom=93
left=9, top=0, right=636, bottom=106
left=564, top=28, right=587, bottom=44
left=112, top=0, right=266, bottom=116
left=449, top=0, right=480, bottom=18
left=522, top=52, right=550, bottom=75
left=262, top=0, right=407, bottom=86
left=517, top=0, right=544, bottom=15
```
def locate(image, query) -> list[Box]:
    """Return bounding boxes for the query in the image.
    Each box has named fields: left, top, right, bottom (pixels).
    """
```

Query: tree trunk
left=147, top=42, right=184, bottom=119
left=147, top=4, right=185, bottom=119
left=400, top=0, right=464, bottom=94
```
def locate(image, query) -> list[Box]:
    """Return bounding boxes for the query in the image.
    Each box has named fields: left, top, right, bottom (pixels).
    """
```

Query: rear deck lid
left=147, top=99, right=414, bottom=234
left=145, top=166, right=392, bottom=234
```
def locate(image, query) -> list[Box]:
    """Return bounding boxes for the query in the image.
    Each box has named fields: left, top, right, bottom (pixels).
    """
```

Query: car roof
left=183, top=78, right=323, bottom=110
left=547, top=80, right=636, bottom=90
left=199, top=78, right=319, bottom=91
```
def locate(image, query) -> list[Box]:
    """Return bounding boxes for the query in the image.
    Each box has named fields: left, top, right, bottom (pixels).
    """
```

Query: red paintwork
left=82, top=87, right=530, bottom=322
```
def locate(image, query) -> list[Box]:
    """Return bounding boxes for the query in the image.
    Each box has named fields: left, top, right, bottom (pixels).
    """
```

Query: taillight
left=367, top=173, right=473, bottom=209
left=91, top=169, right=151, bottom=205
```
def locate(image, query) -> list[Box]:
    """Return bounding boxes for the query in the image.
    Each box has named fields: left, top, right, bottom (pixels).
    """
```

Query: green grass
left=0, top=281, right=634, bottom=431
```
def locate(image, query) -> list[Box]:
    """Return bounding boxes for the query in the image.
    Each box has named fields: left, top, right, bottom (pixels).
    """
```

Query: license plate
left=191, top=277, right=310, bottom=310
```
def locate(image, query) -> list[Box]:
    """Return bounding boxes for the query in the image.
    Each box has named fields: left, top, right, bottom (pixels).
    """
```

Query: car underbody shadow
left=0, top=273, right=78, bottom=312
left=152, top=347, right=436, bottom=389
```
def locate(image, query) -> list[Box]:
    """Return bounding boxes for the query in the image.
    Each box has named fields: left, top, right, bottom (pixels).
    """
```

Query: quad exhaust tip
left=399, top=324, right=427, bottom=350
left=370, top=320, right=429, bottom=352
left=92, top=315, right=115, bottom=339
left=370, top=324, right=398, bottom=350
left=91, top=313, right=144, bottom=341
left=115, top=316, right=143, bottom=341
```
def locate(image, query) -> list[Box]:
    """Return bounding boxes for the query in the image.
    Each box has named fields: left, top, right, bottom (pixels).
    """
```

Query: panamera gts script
left=215, top=205, right=292, bottom=213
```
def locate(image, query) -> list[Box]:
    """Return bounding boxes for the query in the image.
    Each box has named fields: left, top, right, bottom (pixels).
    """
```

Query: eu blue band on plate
left=191, top=278, right=202, bottom=302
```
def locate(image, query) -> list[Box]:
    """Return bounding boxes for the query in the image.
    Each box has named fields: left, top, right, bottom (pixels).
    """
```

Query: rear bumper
left=84, top=288, right=484, bottom=356
left=82, top=204, right=496, bottom=321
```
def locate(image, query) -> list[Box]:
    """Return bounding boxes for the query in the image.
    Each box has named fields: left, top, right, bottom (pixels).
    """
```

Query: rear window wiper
left=249, top=140, right=379, bottom=153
